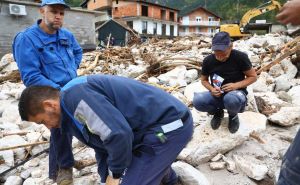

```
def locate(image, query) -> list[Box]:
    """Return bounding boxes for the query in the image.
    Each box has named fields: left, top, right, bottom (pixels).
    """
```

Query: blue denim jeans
left=193, top=90, right=247, bottom=116
left=277, top=129, right=300, bottom=185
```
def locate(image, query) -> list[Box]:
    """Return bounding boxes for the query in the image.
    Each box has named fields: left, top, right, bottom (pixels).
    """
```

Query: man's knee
left=192, top=92, right=211, bottom=111
left=224, top=91, right=246, bottom=111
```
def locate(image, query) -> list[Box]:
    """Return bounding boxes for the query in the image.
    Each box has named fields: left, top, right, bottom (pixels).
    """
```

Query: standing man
left=18, top=74, right=194, bottom=185
left=277, top=2, right=300, bottom=184
left=193, top=32, right=257, bottom=133
left=12, top=0, right=82, bottom=184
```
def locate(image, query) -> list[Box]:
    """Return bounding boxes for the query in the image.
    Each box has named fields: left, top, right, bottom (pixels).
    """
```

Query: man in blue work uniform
left=18, top=75, right=194, bottom=185
left=12, top=0, right=82, bottom=184
left=276, top=2, right=300, bottom=184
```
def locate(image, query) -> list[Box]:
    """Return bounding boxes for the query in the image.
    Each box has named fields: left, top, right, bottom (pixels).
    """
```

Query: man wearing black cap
left=12, top=0, right=82, bottom=184
left=193, top=32, right=257, bottom=133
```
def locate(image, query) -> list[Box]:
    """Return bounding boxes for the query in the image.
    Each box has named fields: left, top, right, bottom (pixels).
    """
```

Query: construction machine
left=220, top=0, right=281, bottom=38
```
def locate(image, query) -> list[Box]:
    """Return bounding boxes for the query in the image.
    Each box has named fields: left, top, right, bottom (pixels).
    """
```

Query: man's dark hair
left=18, top=86, right=59, bottom=121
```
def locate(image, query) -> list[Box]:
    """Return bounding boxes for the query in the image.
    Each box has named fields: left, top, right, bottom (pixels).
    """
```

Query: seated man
left=193, top=32, right=257, bottom=133
left=18, top=74, right=193, bottom=185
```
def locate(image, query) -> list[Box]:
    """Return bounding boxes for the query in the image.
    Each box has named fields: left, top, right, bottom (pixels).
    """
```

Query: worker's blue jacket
left=60, top=75, right=189, bottom=178
left=12, top=19, right=82, bottom=88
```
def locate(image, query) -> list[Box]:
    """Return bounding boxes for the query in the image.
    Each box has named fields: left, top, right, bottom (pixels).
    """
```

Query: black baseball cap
left=212, top=32, right=231, bottom=51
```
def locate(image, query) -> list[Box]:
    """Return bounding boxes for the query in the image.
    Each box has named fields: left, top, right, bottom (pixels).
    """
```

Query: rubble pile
left=0, top=33, right=300, bottom=185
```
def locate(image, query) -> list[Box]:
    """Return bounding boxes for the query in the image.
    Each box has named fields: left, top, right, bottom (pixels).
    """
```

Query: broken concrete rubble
left=0, top=33, right=299, bottom=184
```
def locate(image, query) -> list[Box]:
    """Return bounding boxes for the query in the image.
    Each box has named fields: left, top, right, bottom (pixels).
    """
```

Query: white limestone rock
left=209, top=162, right=226, bottom=170
left=183, top=81, right=207, bottom=102
left=20, top=169, right=33, bottom=179
left=233, top=155, right=268, bottom=181
left=147, top=76, right=159, bottom=84
left=274, top=75, right=293, bottom=92
left=157, top=65, right=188, bottom=87
left=269, top=64, right=284, bottom=78
left=172, top=161, right=210, bottom=185
left=0, top=135, right=27, bottom=160
left=0, top=150, right=14, bottom=173
left=4, top=176, right=22, bottom=185
left=0, top=121, right=20, bottom=132
left=280, top=59, right=298, bottom=79
left=25, top=132, right=49, bottom=155
left=190, top=108, right=208, bottom=126
left=178, top=112, right=267, bottom=165
left=31, top=169, right=42, bottom=178
left=222, top=156, right=236, bottom=172
left=252, top=72, right=275, bottom=92
left=1, top=103, right=21, bottom=124
left=288, top=85, right=300, bottom=106
left=184, top=69, right=198, bottom=84
left=210, top=153, right=224, bottom=162
left=268, top=107, right=300, bottom=126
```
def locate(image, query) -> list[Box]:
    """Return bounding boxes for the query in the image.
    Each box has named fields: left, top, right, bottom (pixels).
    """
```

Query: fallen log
left=256, top=43, right=300, bottom=74
left=0, top=141, right=49, bottom=152
left=0, top=131, right=29, bottom=137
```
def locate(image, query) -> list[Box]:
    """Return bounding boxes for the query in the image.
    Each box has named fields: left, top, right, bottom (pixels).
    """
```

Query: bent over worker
left=18, top=74, right=193, bottom=185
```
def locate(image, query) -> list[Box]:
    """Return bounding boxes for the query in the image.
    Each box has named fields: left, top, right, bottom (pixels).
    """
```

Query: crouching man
left=18, top=74, right=193, bottom=185
left=193, top=32, right=257, bottom=133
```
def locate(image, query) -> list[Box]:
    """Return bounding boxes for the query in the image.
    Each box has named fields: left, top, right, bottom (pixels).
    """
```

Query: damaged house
left=81, top=0, right=179, bottom=37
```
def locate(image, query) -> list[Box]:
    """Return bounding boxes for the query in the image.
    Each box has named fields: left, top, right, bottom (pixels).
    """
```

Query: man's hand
left=210, top=87, right=223, bottom=97
left=106, top=176, right=120, bottom=185
left=221, top=83, right=239, bottom=92
left=276, top=0, right=300, bottom=25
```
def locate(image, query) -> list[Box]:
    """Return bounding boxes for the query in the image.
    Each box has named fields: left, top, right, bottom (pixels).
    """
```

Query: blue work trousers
left=278, top=129, right=300, bottom=185
left=49, top=128, right=74, bottom=179
left=96, top=112, right=194, bottom=185
left=121, top=114, right=193, bottom=185
left=193, top=90, right=247, bottom=116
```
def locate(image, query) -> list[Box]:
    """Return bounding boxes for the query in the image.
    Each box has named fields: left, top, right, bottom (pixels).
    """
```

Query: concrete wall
left=0, top=0, right=103, bottom=58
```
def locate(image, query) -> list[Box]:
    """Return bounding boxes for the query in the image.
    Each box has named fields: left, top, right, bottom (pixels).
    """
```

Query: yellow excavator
left=220, top=0, right=282, bottom=38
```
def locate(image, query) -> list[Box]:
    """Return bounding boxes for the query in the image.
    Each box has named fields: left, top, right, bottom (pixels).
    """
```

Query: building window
left=169, top=11, right=174, bottom=21
left=142, top=21, right=148, bottom=34
left=142, top=5, right=148, bottom=16
left=208, top=17, right=214, bottom=22
left=153, top=22, right=157, bottom=35
left=184, top=27, right=188, bottom=32
left=116, top=0, right=118, bottom=4
left=196, top=17, right=202, bottom=22
left=170, top=25, right=174, bottom=36
left=127, top=21, right=133, bottom=29
left=162, top=24, right=166, bottom=36
left=161, top=9, right=166, bottom=20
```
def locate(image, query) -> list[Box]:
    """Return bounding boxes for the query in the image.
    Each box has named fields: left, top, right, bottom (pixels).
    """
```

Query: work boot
left=210, top=109, right=224, bottom=130
left=56, top=168, right=73, bottom=185
left=228, top=115, right=240, bottom=134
